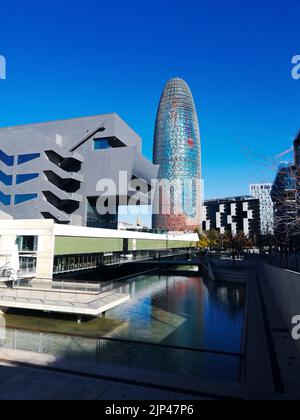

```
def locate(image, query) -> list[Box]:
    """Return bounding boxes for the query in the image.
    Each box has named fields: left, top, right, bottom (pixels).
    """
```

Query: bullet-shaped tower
left=153, top=78, right=202, bottom=232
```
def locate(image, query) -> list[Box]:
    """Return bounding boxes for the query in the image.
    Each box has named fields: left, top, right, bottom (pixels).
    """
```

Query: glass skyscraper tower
left=152, top=78, right=202, bottom=232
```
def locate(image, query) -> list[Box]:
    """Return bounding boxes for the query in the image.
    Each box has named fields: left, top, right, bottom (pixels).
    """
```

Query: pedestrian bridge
left=133, top=257, right=206, bottom=267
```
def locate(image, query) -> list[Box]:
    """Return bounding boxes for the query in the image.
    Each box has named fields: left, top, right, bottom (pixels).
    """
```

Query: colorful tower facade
left=152, top=78, right=202, bottom=231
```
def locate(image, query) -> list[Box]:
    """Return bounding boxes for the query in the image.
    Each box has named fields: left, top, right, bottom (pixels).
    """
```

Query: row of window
left=0, top=150, right=40, bottom=167
left=0, top=192, right=38, bottom=206
left=0, top=170, right=39, bottom=186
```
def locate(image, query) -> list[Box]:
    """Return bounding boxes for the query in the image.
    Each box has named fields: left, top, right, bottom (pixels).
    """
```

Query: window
left=19, top=256, right=37, bottom=275
left=16, top=236, right=38, bottom=252
left=94, top=139, right=111, bottom=150
left=0, top=170, right=13, bottom=186
left=0, top=191, right=11, bottom=206
left=86, top=197, right=118, bottom=229
left=15, top=193, right=38, bottom=205
left=17, top=153, right=40, bottom=165
left=0, top=150, right=14, bottom=166
left=16, top=173, right=39, bottom=184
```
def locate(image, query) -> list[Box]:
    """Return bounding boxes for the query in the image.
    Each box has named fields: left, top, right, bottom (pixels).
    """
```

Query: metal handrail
left=0, top=263, right=16, bottom=280
left=1, top=328, right=243, bottom=383
left=1, top=326, right=243, bottom=359
left=87, top=335, right=244, bottom=358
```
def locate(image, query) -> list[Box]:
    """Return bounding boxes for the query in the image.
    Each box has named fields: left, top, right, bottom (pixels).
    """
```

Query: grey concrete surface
left=0, top=361, right=205, bottom=401
left=0, top=285, right=130, bottom=316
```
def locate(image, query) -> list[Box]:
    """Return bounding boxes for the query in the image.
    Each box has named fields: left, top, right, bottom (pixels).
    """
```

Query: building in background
left=118, top=220, right=148, bottom=232
left=294, top=132, right=300, bottom=208
left=271, top=163, right=296, bottom=243
left=0, top=114, right=158, bottom=229
left=294, top=131, right=300, bottom=168
left=202, top=196, right=260, bottom=237
left=152, top=78, right=202, bottom=232
left=250, top=184, right=274, bottom=235
left=270, top=131, right=300, bottom=246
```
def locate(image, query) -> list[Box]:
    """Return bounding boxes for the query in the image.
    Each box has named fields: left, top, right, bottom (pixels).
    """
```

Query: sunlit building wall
left=250, top=184, right=274, bottom=235
left=202, top=196, right=260, bottom=237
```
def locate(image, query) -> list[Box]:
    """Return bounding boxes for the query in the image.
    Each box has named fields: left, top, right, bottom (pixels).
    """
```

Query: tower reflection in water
left=109, top=268, right=245, bottom=353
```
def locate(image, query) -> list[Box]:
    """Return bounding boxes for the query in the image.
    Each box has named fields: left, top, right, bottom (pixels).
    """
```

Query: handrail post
left=39, top=333, right=43, bottom=355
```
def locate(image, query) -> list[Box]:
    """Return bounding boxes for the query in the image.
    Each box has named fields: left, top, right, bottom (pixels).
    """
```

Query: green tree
left=223, top=231, right=247, bottom=265
left=206, top=230, right=222, bottom=251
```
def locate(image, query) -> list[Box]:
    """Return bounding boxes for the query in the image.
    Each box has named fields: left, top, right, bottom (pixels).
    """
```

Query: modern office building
left=270, top=130, right=300, bottom=244
left=269, top=130, right=300, bottom=245
left=0, top=113, right=158, bottom=229
left=152, top=78, right=202, bottom=232
left=250, top=184, right=274, bottom=235
left=294, top=131, right=300, bottom=168
left=202, top=196, right=260, bottom=237
left=271, top=163, right=297, bottom=242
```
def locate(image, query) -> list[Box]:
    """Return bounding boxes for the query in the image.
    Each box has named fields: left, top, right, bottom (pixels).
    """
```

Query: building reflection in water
left=109, top=268, right=245, bottom=353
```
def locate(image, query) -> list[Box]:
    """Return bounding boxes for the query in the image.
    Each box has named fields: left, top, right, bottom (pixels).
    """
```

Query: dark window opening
left=17, top=236, right=38, bottom=252
left=43, top=191, right=80, bottom=214
left=86, top=197, right=118, bottom=229
left=93, top=136, right=126, bottom=150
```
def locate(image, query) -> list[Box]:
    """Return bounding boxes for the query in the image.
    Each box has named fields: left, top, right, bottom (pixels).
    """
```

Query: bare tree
left=243, top=133, right=300, bottom=267
left=222, top=231, right=248, bottom=265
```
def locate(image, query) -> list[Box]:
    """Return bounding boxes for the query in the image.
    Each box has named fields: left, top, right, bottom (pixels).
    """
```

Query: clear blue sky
left=0, top=0, right=299, bottom=201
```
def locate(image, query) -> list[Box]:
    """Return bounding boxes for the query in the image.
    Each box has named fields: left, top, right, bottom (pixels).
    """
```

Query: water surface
left=4, top=267, right=245, bottom=353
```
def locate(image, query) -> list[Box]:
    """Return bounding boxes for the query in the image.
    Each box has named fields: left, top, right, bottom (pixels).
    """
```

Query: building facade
left=270, top=131, right=300, bottom=245
left=294, top=131, right=300, bottom=168
left=0, top=219, right=198, bottom=280
left=0, top=114, right=158, bottom=229
left=152, top=78, right=202, bottom=232
left=202, top=196, right=260, bottom=237
left=250, top=184, right=274, bottom=235
left=271, top=163, right=297, bottom=243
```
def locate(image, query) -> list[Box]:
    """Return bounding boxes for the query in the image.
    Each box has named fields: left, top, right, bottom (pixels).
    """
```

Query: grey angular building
left=152, top=78, right=202, bottom=232
left=0, top=113, right=158, bottom=228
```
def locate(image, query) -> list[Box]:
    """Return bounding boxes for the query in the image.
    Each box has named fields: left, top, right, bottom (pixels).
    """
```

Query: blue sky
left=0, top=0, right=300, bottom=205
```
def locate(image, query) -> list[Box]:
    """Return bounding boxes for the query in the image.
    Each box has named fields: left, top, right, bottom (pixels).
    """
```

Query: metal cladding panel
left=54, top=236, right=123, bottom=255
left=130, top=239, right=196, bottom=251
left=153, top=78, right=202, bottom=232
